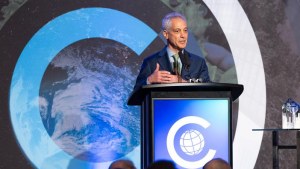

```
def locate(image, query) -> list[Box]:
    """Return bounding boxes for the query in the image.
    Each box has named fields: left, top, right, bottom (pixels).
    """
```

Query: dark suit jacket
left=133, top=47, right=210, bottom=91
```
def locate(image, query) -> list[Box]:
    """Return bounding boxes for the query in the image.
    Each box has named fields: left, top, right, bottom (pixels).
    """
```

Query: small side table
left=252, top=128, right=300, bottom=169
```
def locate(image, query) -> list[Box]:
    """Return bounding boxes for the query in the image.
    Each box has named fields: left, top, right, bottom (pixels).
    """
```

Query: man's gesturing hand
left=147, top=63, right=181, bottom=84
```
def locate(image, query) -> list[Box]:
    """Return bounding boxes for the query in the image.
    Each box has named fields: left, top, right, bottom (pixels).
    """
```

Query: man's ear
left=162, top=30, right=168, bottom=39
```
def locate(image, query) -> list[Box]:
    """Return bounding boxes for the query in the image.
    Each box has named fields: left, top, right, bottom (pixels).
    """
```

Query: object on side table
left=282, top=98, right=300, bottom=129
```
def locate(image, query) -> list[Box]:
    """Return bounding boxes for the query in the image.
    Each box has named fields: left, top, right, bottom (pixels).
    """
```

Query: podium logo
left=180, top=129, right=205, bottom=156
left=167, top=116, right=216, bottom=168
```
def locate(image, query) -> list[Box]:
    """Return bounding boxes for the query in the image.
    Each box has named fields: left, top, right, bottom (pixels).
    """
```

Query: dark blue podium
left=128, top=83, right=243, bottom=169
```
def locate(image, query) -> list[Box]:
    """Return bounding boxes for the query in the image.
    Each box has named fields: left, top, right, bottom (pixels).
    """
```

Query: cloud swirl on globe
left=39, top=38, right=141, bottom=162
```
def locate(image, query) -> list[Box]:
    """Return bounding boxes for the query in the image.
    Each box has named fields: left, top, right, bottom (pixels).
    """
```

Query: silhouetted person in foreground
left=203, top=158, right=231, bottom=169
left=146, top=160, right=177, bottom=169
left=108, top=159, right=136, bottom=169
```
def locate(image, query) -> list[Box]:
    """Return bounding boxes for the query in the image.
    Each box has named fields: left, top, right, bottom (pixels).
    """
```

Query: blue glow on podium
left=153, top=99, right=230, bottom=169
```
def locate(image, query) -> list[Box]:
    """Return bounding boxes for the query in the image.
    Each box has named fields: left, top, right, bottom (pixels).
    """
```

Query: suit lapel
left=157, top=48, right=173, bottom=73
left=156, top=48, right=192, bottom=77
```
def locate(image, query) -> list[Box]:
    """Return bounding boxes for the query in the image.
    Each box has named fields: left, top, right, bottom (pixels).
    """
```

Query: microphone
left=187, top=77, right=211, bottom=83
left=188, top=78, right=203, bottom=83
left=178, top=50, right=190, bottom=71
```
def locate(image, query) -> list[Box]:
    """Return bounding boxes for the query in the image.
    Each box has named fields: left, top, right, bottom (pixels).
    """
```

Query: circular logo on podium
left=167, top=116, right=216, bottom=168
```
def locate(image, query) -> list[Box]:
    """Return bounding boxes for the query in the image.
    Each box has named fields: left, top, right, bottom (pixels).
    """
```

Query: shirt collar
left=166, top=46, right=184, bottom=58
left=166, top=46, right=175, bottom=58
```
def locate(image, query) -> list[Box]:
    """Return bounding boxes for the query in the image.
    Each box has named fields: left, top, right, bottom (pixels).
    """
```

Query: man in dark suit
left=133, top=12, right=210, bottom=91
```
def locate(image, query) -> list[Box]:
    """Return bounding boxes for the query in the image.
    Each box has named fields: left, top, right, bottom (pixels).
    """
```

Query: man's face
left=163, top=17, right=188, bottom=52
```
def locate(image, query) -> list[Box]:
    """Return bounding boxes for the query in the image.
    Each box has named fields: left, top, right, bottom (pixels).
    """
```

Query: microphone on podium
left=178, top=49, right=190, bottom=71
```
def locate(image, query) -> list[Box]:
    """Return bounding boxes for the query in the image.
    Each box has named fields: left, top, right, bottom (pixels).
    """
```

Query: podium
left=128, top=83, right=243, bottom=169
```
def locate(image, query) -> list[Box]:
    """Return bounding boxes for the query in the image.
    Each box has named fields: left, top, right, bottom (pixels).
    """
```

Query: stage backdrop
left=0, top=0, right=299, bottom=169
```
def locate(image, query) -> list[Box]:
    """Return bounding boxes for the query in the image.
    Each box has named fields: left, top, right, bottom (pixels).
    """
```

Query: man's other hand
left=147, top=63, right=185, bottom=84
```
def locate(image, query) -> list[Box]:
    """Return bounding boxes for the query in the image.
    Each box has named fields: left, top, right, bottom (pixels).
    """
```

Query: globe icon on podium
left=180, top=129, right=205, bottom=155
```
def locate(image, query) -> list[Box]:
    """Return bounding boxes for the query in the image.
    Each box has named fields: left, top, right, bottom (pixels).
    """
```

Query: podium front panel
left=151, top=91, right=231, bottom=169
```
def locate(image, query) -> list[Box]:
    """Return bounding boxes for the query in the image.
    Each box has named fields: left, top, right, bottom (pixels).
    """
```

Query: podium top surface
left=127, top=83, right=244, bottom=105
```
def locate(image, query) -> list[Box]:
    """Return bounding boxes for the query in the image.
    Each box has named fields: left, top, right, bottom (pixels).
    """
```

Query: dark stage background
left=0, top=0, right=300, bottom=169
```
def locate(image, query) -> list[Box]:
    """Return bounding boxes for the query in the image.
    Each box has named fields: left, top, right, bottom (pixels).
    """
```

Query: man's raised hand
left=147, top=63, right=172, bottom=83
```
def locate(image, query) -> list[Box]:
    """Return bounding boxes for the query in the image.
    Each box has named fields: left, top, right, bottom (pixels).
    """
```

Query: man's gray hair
left=162, top=12, right=187, bottom=30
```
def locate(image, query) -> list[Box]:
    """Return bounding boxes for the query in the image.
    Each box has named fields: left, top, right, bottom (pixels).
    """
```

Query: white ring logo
left=203, top=1, right=266, bottom=168
left=167, top=116, right=216, bottom=168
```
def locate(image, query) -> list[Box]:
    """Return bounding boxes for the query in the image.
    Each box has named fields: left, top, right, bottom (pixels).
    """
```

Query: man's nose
left=180, top=31, right=187, bottom=38
left=179, top=31, right=184, bottom=37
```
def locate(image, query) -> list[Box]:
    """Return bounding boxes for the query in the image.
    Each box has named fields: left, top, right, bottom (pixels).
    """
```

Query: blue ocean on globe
left=39, top=38, right=141, bottom=162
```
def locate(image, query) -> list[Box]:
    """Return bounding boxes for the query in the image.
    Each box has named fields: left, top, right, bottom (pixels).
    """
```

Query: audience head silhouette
left=108, top=159, right=136, bottom=169
left=146, top=160, right=177, bottom=169
left=203, top=158, right=231, bottom=169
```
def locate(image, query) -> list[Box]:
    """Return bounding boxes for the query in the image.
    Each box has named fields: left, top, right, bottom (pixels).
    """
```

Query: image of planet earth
left=39, top=38, right=141, bottom=162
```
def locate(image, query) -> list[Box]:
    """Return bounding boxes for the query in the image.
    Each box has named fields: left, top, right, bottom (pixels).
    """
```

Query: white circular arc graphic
left=203, top=1, right=266, bottom=169
left=167, top=116, right=216, bottom=169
